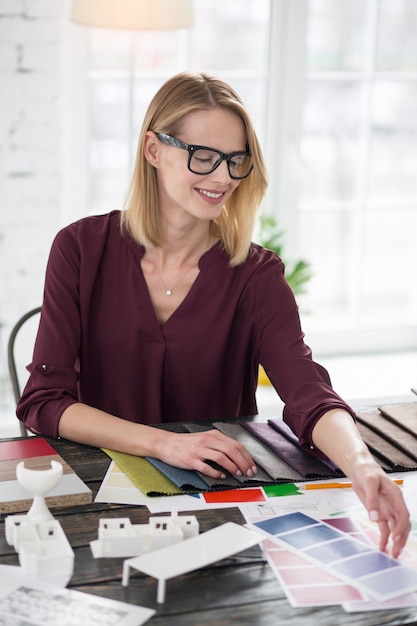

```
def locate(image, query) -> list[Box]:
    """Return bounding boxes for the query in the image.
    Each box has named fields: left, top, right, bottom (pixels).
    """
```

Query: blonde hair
left=121, top=72, right=268, bottom=265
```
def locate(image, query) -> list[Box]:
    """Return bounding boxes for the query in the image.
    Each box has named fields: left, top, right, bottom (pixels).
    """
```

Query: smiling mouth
left=197, top=188, right=224, bottom=199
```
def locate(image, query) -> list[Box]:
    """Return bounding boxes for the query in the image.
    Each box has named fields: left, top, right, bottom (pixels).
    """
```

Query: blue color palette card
left=249, top=511, right=417, bottom=602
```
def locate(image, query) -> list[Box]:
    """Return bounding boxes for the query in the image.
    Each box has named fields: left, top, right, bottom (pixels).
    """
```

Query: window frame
left=64, top=0, right=417, bottom=356
left=264, top=0, right=417, bottom=356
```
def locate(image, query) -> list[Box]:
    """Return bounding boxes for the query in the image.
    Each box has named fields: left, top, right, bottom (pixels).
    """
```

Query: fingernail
left=235, top=470, right=243, bottom=477
left=369, top=510, right=379, bottom=522
left=220, top=473, right=227, bottom=479
left=246, top=468, right=253, bottom=478
left=251, top=465, right=257, bottom=475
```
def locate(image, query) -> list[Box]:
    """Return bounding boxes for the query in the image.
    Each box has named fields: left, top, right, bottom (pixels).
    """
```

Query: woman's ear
left=143, top=131, right=160, bottom=167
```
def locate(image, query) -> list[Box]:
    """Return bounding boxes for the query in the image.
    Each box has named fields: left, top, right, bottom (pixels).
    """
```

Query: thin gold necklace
left=152, top=235, right=213, bottom=296
left=156, top=263, right=195, bottom=296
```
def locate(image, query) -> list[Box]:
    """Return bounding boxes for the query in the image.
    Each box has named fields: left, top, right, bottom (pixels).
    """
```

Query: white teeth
left=198, top=189, right=223, bottom=199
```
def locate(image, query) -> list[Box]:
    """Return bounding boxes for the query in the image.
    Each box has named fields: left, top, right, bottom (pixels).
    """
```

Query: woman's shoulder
left=61, top=210, right=120, bottom=235
left=203, top=241, right=284, bottom=276
left=246, top=242, right=285, bottom=272
left=53, top=211, right=122, bottom=246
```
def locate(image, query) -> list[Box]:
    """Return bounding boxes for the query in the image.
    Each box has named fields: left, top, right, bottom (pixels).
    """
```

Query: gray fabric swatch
left=356, top=410, right=417, bottom=461
left=378, top=402, right=417, bottom=438
left=212, top=421, right=304, bottom=481
left=355, top=418, right=417, bottom=469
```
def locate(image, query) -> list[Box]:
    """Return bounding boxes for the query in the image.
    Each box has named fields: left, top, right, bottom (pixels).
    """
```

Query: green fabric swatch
left=263, top=483, right=302, bottom=497
left=102, top=448, right=182, bottom=496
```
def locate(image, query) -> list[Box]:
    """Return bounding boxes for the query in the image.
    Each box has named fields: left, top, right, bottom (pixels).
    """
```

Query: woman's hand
left=59, top=405, right=257, bottom=480
left=349, top=463, right=410, bottom=558
left=157, top=429, right=257, bottom=480
left=311, top=408, right=411, bottom=559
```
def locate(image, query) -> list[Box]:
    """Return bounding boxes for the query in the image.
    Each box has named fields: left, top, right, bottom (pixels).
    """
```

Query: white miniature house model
left=121, top=521, right=266, bottom=604
left=5, top=460, right=74, bottom=586
left=90, top=511, right=199, bottom=558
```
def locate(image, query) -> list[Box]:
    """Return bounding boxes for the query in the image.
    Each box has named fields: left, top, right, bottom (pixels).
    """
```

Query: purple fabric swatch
left=243, top=421, right=340, bottom=479
left=267, top=419, right=339, bottom=473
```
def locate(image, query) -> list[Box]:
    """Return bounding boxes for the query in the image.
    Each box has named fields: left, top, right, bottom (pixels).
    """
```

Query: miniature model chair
left=7, top=306, right=42, bottom=436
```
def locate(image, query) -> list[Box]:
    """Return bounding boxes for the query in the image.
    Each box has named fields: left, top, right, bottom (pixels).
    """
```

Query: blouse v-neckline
left=131, top=238, right=225, bottom=329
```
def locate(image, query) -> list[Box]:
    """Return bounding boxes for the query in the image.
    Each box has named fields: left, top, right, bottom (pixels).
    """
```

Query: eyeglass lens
left=190, top=148, right=252, bottom=179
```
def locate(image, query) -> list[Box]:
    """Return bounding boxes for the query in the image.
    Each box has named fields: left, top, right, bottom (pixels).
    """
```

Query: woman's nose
left=211, top=159, right=232, bottom=182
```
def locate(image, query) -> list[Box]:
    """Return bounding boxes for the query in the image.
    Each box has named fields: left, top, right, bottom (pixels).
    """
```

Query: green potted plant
left=257, top=214, right=312, bottom=295
left=257, top=214, right=312, bottom=385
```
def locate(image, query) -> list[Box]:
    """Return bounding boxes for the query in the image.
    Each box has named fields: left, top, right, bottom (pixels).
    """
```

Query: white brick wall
left=0, top=0, right=70, bottom=413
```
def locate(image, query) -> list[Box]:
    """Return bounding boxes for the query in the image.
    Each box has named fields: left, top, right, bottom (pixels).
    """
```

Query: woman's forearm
left=58, top=402, right=257, bottom=480
left=311, top=408, right=375, bottom=476
left=58, top=402, right=165, bottom=457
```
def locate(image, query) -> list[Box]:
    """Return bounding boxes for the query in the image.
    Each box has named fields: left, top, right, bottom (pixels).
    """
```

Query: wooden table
left=1, top=436, right=417, bottom=626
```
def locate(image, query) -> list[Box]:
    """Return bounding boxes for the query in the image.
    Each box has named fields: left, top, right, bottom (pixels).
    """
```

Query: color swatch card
left=340, top=511, right=417, bottom=612
left=249, top=512, right=417, bottom=602
left=0, top=438, right=92, bottom=513
left=268, top=546, right=364, bottom=607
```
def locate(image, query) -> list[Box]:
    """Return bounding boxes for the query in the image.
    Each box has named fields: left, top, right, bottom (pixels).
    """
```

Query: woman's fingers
left=354, top=473, right=410, bottom=558
left=161, top=429, right=257, bottom=479
left=196, top=430, right=257, bottom=477
left=376, top=512, right=410, bottom=558
left=375, top=498, right=411, bottom=558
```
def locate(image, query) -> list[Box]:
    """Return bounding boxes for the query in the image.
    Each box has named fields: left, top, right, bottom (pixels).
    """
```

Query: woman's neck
left=148, top=226, right=217, bottom=271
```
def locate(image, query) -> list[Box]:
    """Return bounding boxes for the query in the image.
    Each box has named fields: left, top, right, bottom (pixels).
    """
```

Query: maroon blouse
left=17, top=211, right=355, bottom=453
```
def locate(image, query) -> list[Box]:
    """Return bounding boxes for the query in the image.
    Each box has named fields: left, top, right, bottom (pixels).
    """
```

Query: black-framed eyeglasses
left=156, top=132, right=253, bottom=180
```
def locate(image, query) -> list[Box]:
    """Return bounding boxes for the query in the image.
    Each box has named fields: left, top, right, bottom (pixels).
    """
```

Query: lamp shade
left=70, top=0, right=194, bottom=30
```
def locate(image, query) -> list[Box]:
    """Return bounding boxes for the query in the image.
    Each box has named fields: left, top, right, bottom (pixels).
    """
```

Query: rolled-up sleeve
left=17, top=214, right=108, bottom=437
left=18, top=364, right=80, bottom=438
left=255, top=251, right=356, bottom=458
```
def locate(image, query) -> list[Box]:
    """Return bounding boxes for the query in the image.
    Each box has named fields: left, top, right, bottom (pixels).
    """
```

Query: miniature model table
left=1, top=433, right=417, bottom=626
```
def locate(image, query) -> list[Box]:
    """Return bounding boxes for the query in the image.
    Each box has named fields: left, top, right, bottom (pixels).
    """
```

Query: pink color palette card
left=247, top=511, right=417, bottom=609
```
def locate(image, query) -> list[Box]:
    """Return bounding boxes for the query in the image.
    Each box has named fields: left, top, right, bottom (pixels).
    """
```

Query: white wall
left=0, top=0, right=69, bottom=404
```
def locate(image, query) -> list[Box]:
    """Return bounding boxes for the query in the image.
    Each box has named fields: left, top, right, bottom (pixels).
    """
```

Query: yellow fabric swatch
left=102, top=448, right=182, bottom=496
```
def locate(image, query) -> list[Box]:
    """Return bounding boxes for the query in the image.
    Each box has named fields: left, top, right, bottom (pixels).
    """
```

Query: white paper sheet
left=0, top=565, right=154, bottom=626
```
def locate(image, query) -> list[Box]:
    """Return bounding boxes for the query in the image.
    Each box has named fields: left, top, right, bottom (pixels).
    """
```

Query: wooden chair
left=7, top=306, right=42, bottom=436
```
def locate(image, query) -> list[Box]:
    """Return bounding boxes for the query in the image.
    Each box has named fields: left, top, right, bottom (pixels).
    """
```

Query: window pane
left=368, top=82, right=417, bottom=201
left=132, top=31, right=187, bottom=71
left=298, top=208, right=417, bottom=333
left=90, top=79, right=130, bottom=143
left=306, top=0, right=371, bottom=72
left=189, top=0, right=269, bottom=72
left=88, top=77, right=131, bottom=215
left=297, top=211, right=358, bottom=332
left=89, top=167, right=128, bottom=216
left=299, top=0, right=417, bottom=348
left=90, top=30, right=132, bottom=71
left=300, top=81, right=365, bottom=203
left=376, top=0, right=417, bottom=70
left=360, top=209, right=416, bottom=327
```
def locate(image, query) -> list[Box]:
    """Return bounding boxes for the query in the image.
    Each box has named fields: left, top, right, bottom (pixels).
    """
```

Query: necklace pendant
left=166, top=289, right=173, bottom=296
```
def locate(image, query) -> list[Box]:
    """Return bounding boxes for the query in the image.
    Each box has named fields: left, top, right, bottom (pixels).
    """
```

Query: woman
left=18, top=72, right=409, bottom=556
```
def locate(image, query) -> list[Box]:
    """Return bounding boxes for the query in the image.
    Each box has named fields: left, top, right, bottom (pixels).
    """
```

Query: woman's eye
left=195, top=156, right=213, bottom=164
